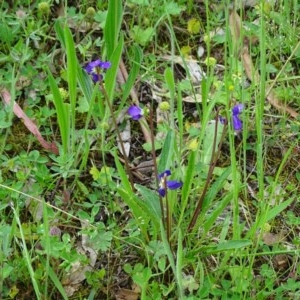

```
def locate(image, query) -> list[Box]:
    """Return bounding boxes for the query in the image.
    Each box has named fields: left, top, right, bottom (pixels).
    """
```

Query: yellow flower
left=187, top=18, right=201, bottom=34
left=59, top=88, right=68, bottom=101
left=228, top=84, right=234, bottom=91
left=181, top=45, right=191, bottom=57
left=188, top=139, right=198, bottom=151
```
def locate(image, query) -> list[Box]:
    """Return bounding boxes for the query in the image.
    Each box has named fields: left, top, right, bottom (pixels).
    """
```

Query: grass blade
left=47, top=69, right=70, bottom=153
left=104, top=0, right=123, bottom=59
left=64, top=25, right=78, bottom=150
left=105, top=35, right=124, bottom=103
left=158, top=130, right=175, bottom=173
left=120, top=44, right=143, bottom=104
left=12, top=205, right=41, bottom=300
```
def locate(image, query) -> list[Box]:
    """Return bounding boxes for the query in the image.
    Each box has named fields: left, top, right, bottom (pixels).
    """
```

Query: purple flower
left=219, top=115, right=227, bottom=125
left=232, top=103, right=244, bottom=131
left=84, top=59, right=111, bottom=82
left=158, top=170, right=182, bottom=197
left=128, top=105, right=143, bottom=120
left=49, top=226, right=61, bottom=237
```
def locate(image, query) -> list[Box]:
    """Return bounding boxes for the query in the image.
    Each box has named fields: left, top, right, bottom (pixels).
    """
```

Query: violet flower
left=84, top=59, right=111, bottom=82
left=128, top=105, right=143, bottom=120
left=232, top=103, right=244, bottom=131
left=158, top=170, right=182, bottom=197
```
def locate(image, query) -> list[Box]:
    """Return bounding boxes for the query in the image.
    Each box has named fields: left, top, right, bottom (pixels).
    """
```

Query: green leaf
left=104, top=0, right=123, bottom=59
left=142, top=140, right=162, bottom=152
left=121, top=44, right=143, bottom=103
left=164, top=1, right=185, bottom=15
left=64, top=25, right=77, bottom=144
left=90, top=165, right=100, bottom=181
left=114, top=152, right=132, bottom=192
left=265, top=63, right=278, bottom=73
left=130, top=26, right=155, bottom=46
left=105, top=35, right=124, bottom=103
left=203, top=191, right=233, bottom=233
left=132, top=267, right=152, bottom=288
left=158, top=130, right=175, bottom=173
left=215, top=240, right=252, bottom=251
left=40, top=258, right=68, bottom=300
left=94, top=11, right=108, bottom=29
left=89, top=228, right=113, bottom=252
left=202, top=166, right=232, bottom=211
left=117, top=187, right=150, bottom=239
left=265, top=197, right=294, bottom=223
left=77, top=65, right=93, bottom=102
left=47, top=69, right=70, bottom=153
left=128, top=0, right=149, bottom=5
left=54, top=20, right=65, bottom=48
left=135, top=184, right=161, bottom=223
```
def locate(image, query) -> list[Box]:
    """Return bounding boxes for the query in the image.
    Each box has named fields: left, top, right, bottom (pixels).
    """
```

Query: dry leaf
left=162, top=55, right=206, bottom=84
left=0, top=88, right=59, bottom=154
left=118, top=120, right=131, bottom=157
left=262, top=232, right=285, bottom=245
left=272, top=254, right=289, bottom=271
left=115, top=287, right=140, bottom=300
left=62, top=260, right=92, bottom=296
left=182, top=94, right=203, bottom=103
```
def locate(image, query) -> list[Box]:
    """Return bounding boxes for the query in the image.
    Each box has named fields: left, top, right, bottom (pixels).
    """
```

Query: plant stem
left=187, top=113, right=227, bottom=232
left=99, top=81, right=135, bottom=191
left=165, top=186, right=171, bottom=243
left=149, top=106, right=165, bottom=227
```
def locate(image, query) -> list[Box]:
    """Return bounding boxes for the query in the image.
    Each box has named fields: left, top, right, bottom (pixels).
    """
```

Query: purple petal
left=166, top=180, right=183, bottom=190
left=91, top=73, right=103, bottom=82
left=99, top=61, right=111, bottom=69
left=128, top=105, right=143, bottom=120
left=232, top=115, right=242, bottom=131
left=219, top=116, right=226, bottom=125
left=84, top=60, right=100, bottom=73
left=158, top=170, right=171, bottom=179
left=84, top=64, right=93, bottom=74
left=158, top=187, right=166, bottom=197
left=84, top=59, right=111, bottom=74
left=232, top=104, right=244, bottom=116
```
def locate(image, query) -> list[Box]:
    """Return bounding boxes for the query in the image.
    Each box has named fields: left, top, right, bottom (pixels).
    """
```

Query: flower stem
left=99, top=81, right=135, bottom=191
left=149, top=106, right=166, bottom=228
left=165, top=187, right=171, bottom=243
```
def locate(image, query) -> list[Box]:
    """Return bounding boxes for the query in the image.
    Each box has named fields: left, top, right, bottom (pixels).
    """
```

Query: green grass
left=1, top=0, right=300, bottom=299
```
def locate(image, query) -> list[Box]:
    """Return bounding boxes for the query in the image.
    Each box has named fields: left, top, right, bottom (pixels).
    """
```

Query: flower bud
left=159, top=101, right=170, bottom=111
left=85, top=7, right=96, bottom=22
left=100, top=121, right=109, bottom=130
left=204, top=57, right=216, bottom=67
left=38, top=2, right=50, bottom=16
left=59, top=88, right=69, bottom=101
